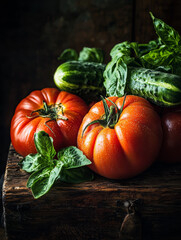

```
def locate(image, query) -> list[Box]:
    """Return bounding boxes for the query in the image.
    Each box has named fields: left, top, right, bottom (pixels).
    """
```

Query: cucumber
left=126, top=67, right=181, bottom=106
left=54, top=61, right=106, bottom=101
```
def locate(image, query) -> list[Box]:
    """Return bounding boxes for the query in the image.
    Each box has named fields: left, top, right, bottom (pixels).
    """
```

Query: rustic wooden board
left=2, top=144, right=181, bottom=240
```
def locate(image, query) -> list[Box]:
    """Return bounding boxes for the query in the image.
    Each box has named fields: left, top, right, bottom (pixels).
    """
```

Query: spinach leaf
left=34, top=131, right=56, bottom=160
left=57, top=146, right=92, bottom=169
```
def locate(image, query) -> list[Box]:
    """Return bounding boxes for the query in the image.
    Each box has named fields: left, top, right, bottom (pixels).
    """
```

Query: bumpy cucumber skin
left=54, top=61, right=106, bottom=100
left=126, top=67, right=181, bottom=106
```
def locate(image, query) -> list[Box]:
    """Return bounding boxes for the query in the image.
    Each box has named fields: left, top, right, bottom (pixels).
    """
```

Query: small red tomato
left=11, top=88, right=88, bottom=156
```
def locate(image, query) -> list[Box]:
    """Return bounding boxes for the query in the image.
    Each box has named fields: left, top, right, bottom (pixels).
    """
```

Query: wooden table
left=2, top=144, right=181, bottom=240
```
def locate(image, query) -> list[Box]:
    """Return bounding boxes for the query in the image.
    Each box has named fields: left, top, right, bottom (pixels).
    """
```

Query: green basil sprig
left=140, top=12, right=181, bottom=75
left=103, top=12, right=181, bottom=98
left=19, top=131, right=94, bottom=199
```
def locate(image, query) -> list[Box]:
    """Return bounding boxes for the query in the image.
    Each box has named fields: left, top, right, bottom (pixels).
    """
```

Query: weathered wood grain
left=2, top=144, right=181, bottom=240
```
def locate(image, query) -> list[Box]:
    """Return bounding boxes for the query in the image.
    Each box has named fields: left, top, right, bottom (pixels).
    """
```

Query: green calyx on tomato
left=27, top=100, right=68, bottom=133
left=82, top=95, right=126, bottom=137
left=78, top=95, right=163, bottom=179
left=28, top=100, right=68, bottom=121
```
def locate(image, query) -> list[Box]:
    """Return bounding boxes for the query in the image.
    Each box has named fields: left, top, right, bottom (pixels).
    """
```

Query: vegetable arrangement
left=103, top=13, right=181, bottom=106
left=10, top=12, right=181, bottom=198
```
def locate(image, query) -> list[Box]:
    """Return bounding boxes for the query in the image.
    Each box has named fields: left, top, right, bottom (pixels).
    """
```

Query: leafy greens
left=103, top=12, right=181, bottom=97
left=19, top=131, right=94, bottom=199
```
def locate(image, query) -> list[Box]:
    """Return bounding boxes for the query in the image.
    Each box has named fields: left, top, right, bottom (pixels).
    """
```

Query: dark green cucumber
left=54, top=61, right=106, bottom=101
left=126, top=67, right=181, bottom=106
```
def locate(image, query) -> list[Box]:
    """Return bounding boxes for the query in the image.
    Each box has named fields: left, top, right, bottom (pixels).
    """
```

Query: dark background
left=0, top=0, right=181, bottom=230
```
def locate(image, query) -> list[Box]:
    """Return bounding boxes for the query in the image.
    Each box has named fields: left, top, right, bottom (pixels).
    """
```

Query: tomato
left=159, top=105, right=181, bottom=163
left=11, top=88, right=88, bottom=156
left=77, top=95, right=163, bottom=179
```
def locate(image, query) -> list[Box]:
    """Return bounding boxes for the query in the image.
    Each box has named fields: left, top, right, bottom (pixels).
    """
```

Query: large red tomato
left=77, top=95, right=163, bottom=179
left=11, top=88, right=88, bottom=156
left=159, top=105, right=181, bottom=163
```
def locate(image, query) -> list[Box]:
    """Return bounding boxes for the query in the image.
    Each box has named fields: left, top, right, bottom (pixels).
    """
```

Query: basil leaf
left=27, top=167, right=52, bottom=188
left=110, top=41, right=132, bottom=59
left=34, top=131, right=56, bottom=160
left=57, top=146, right=92, bottom=169
left=103, top=58, right=128, bottom=97
left=137, top=39, right=161, bottom=57
left=58, top=48, right=78, bottom=62
left=19, top=153, right=47, bottom=173
left=150, top=12, right=181, bottom=48
left=109, top=41, right=141, bottom=68
left=140, top=46, right=174, bottom=69
left=78, top=47, right=104, bottom=63
left=29, top=161, right=64, bottom=199
left=58, top=167, right=94, bottom=184
left=20, top=131, right=95, bottom=199
left=172, top=55, right=181, bottom=76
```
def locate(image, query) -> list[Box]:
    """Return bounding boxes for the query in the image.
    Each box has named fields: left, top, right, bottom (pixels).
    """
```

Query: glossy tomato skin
left=11, top=88, right=88, bottom=156
left=77, top=95, right=163, bottom=179
left=159, top=106, right=181, bottom=163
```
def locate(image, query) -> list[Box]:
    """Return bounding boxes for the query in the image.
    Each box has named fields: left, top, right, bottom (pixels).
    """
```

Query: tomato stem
left=43, top=100, right=49, bottom=114
left=28, top=101, right=68, bottom=121
left=27, top=100, right=68, bottom=133
left=82, top=95, right=127, bottom=137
